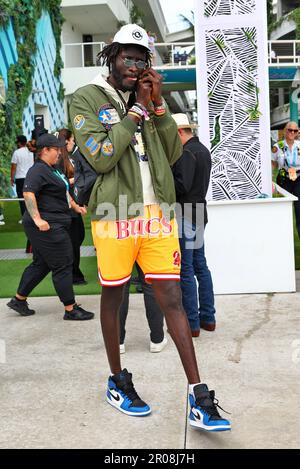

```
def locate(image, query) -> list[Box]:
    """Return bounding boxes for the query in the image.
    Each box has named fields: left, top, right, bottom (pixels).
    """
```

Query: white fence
left=63, top=40, right=300, bottom=69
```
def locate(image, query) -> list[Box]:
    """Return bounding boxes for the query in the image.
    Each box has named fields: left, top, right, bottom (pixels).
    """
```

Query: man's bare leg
left=100, top=285, right=125, bottom=374
left=151, top=280, right=200, bottom=384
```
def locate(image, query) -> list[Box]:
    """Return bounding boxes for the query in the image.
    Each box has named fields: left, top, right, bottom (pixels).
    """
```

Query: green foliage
left=242, top=28, right=257, bottom=50
left=269, top=6, right=300, bottom=39
left=290, top=8, right=300, bottom=41
left=267, top=0, right=276, bottom=36
left=246, top=85, right=262, bottom=121
left=130, top=4, right=145, bottom=27
left=0, top=1, right=64, bottom=197
left=0, top=0, right=15, bottom=28
left=211, top=115, right=221, bottom=149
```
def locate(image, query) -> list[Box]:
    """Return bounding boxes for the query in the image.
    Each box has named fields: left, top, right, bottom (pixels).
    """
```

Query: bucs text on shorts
left=92, top=204, right=181, bottom=286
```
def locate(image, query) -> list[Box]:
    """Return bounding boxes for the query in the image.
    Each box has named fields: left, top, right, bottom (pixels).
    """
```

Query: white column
left=194, top=0, right=272, bottom=200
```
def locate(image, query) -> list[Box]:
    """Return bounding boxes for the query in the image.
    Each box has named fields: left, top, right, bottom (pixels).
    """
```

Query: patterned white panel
left=204, top=0, right=256, bottom=16
left=207, top=27, right=261, bottom=199
left=195, top=0, right=271, bottom=200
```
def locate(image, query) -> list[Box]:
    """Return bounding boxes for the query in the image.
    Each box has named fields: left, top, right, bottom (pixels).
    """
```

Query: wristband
left=133, top=102, right=150, bottom=121
left=128, top=111, right=143, bottom=121
left=154, top=102, right=166, bottom=116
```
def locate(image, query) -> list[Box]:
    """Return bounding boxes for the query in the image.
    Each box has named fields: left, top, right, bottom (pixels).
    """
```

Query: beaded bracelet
left=128, top=111, right=143, bottom=121
left=133, top=102, right=150, bottom=121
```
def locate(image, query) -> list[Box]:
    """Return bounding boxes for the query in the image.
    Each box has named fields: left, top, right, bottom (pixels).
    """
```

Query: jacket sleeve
left=172, top=151, right=196, bottom=195
left=152, top=107, right=182, bottom=166
left=70, top=90, right=138, bottom=174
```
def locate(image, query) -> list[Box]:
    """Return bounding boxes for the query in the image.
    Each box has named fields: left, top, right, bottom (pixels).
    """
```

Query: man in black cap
left=7, top=133, right=94, bottom=321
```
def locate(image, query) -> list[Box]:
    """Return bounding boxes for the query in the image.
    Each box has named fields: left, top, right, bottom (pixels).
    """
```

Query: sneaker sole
left=150, top=338, right=168, bottom=353
left=190, top=420, right=231, bottom=432
left=106, top=396, right=151, bottom=417
left=6, top=302, right=35, bottom=316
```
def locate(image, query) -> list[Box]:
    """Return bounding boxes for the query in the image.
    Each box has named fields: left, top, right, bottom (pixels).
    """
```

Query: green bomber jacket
left=69, top=80, right=182, bottom=220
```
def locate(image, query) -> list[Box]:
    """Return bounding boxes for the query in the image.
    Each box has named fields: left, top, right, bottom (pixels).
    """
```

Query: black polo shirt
left=172, top=137, right=211, bottom=226
left=23, top=159, right=72, bottom=225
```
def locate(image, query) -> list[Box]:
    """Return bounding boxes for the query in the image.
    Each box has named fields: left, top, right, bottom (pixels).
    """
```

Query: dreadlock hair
left=96, top=42, right=152, bottom=70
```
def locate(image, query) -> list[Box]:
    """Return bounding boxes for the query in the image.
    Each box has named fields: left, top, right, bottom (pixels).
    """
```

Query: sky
left=160, top=0, right=195, bottom=32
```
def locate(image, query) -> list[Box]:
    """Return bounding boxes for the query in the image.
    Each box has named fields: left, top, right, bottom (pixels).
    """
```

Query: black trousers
left=277, top=173, right=300, bottom=238
left=16, top=178, right=31, bottom=252
left=15, top=178, right=26, bottom=215
left=69, top=215, right=85, bottom=281
left=18, top=221, right=75, bottom=306
left=119, top=263, right=164, bottom=344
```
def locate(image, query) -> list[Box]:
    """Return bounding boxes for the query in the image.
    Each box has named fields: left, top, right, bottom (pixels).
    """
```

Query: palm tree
left=178, top=11, right=194, bottom=32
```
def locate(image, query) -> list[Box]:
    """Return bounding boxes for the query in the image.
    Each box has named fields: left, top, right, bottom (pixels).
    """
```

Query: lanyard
left=53, top=169, right=69, bottom=191
left=284, top=142, right=298, bottom=167
left=53, top=169, right=71, bottom=207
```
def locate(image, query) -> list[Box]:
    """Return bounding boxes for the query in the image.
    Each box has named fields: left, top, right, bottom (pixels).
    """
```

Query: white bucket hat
left=172, top=113, right=197, bottom=129
left=112, top=24, right=150, bottom=51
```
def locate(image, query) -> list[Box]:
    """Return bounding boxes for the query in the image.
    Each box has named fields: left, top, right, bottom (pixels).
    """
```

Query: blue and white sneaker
left=189, top=384, right=231, bottom=432
left=106, top=368, right=151, bottom=417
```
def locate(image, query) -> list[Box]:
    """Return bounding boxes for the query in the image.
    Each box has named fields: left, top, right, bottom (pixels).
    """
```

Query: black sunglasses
left=121, top=57, right=147, bottom=70
left=287, top=128, right=299, bottom=133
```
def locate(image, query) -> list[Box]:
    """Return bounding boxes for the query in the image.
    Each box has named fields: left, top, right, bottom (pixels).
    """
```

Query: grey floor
left=0, top=291, right=300, bottom=449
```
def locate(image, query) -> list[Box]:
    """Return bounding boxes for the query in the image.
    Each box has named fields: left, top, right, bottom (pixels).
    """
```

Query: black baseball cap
left=16, top=135, right=27, bottom=145
left=36, top=133, right=66, bottom=149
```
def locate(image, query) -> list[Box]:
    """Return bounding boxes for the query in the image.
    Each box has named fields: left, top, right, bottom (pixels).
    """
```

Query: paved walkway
left=0, top=246, right=95, bottom=260
left=0, top=292, right=300, bottom=449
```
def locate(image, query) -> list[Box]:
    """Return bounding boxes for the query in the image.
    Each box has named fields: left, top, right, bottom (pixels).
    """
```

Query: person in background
left=272, top=121, right=300, bottom=239
left=0, top=206, right=5, bottom=226
left=27, top=128, right=48, bottom=158
left=11, top=135, right=34, bottom=217
left=172, top=113, right=216, bottom=337
left=70, top=23, right=230, bottom=431
left=57, top=128, right=87, bottom=285
left=119, top=263, right=167, bottom=354
left=11, top=135, right=34, bottom=252
left=147, top=31, right=157, bottom=66
left=7, top=133, right=94, bottom=321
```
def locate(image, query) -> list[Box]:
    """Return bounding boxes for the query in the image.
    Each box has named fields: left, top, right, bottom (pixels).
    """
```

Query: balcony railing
left=62, top=40, right=300, bottom=69
left=63, top=42, right=106, bottom=68
left=268, top=40, right=300, bottom=66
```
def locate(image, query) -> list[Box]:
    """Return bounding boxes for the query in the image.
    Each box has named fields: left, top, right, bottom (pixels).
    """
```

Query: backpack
left=73, top=147, right=97, bottom=206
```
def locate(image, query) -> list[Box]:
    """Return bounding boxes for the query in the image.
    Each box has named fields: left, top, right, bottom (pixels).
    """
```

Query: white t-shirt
left=11, top=147, right=34, bottom=179
left=133, top=126, right=157, bottom=205
left=272, top=140, right=300, bottom=170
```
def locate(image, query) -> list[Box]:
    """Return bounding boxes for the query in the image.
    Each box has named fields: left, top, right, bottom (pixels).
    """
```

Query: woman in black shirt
left=7, top=134, right=94, bottom=320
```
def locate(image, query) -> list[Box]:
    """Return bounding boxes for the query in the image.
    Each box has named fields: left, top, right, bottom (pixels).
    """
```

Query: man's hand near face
left=137, top=68, right=163, bottom=107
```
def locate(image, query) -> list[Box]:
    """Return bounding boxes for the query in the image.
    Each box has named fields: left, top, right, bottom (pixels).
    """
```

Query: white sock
left=189, top=383, right=201, bottom=396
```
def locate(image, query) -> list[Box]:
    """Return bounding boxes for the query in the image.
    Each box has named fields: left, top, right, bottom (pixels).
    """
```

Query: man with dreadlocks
left=70, top=24, right=231, bottom=432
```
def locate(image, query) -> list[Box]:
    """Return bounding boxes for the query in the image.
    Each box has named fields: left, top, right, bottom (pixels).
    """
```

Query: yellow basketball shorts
left=91, top=205, right=181, bottom=286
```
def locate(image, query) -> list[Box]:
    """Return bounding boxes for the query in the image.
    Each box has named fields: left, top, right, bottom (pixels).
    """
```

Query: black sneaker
left=106, top=368, right=151, bottom=416
left=73, top=278, right=88, bottom=285
left=189, top=383, right=231, bottom=432
left=63, top=303, right=94, bottom=321
left=7, top=297, right=35, bottom=316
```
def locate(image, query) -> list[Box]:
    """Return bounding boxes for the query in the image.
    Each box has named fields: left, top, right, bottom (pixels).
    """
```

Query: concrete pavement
left=0, top=292, right=300, bottom=449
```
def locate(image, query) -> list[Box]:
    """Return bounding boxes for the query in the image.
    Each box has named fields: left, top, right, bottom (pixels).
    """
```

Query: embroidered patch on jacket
left=85, top=136, right=100, bottom=156
left=101, top=139, right=114, bottom=157
left=272, top=146, right=278, bottom=154
left=98, top=108, right=121, bottom=125
left=73, top=115, right=85, bottom=130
